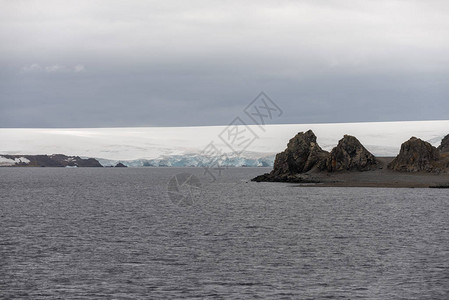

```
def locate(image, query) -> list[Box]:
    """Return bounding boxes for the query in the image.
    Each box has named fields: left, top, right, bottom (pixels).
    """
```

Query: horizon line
left=1, top=119, right=449, bottom=130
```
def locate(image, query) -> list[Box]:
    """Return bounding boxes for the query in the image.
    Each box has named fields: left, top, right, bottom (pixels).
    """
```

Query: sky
left=1, top=0, right=448, bottom=128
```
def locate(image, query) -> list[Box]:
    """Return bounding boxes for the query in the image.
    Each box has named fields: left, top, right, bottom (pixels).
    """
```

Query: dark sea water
left=1, top=168, right=448, bottom=299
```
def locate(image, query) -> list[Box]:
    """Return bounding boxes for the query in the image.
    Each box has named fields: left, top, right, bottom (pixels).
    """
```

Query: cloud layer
left=1, top=0, right=448, bottom=127
left=21, top=64, right=85, bottom=73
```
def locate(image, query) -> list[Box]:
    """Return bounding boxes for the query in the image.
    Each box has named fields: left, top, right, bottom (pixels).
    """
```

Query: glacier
left=0, top=120, right=448, bottom=167
left=97, top=154, right=275, bottom=168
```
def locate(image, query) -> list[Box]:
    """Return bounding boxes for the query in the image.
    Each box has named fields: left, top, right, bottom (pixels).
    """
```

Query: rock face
left=438, top=134, right=449, bottom=153
left=115, top=162, right=127, bottom=167
left=327, top=135, right=377, bottom=171
left=252, top=130, right=328, bottom=182
left=388, top=137, right=440, bottom=172
left=252, top=131, right=449, bottom=182
left=252, top=130, right=380, bottom=182
left=271, top=130, right=328, bottom=175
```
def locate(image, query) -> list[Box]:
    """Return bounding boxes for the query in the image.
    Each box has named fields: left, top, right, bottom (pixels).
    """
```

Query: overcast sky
left=1, top=0, right=448, bottom=127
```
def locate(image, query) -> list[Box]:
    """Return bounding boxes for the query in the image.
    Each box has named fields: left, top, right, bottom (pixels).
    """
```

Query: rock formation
left=252, top=130, right=381, bottom=182
left=252, top=130, right=328, bottom=182
left=271, top=130, right=329, bottom=175
left=252, top=131, right=449, bottom=183
left=438, top=134, right=449, bottom=153
left=327, top=135, right=377, bottom=171
left=115, top=162, right=127, bottom=167
left=388, top=137, right=440, bottom=172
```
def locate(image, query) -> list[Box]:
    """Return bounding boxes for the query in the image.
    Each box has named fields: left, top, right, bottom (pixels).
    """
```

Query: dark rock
left=388, top=137, right=440, bottom=172
left=251, top=130, right=327, bottom=182
left=271, top=130, right=328, bottom=176
left=251, top=172, right=319, bottom=183
left=0, top=154, right=103, bottom=167
left=327, top=135, right=377, bottom=171
left=251, top=173, right=272, bottom=182
left=73, top=157, right=103, bottom=167
left=438, top=134, right=449, bottom=153
left=115, top=162, right=127, bottom=167
left=251, top=130, right=382, bottom=182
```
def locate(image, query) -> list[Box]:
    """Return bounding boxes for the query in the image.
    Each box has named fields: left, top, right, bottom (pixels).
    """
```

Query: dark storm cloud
left=1, top=0, right=448, bottom=127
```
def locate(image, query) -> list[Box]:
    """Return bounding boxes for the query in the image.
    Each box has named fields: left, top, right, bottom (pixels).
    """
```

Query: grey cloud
left=21, top=64, right=86, bottom=73
left=0, top=0, right=448, bottom=127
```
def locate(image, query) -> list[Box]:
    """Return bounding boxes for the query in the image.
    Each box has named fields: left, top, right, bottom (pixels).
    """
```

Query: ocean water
left=0, top=167, right=448, bottom=299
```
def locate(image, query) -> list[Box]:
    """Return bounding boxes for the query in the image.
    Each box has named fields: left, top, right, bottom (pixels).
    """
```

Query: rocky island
left=252, top=131, right=449, bottom=188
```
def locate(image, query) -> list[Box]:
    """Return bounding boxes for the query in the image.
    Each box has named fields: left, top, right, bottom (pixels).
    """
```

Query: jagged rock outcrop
left=438, top=134, right=449, bottom=153
left=271, top=130, right=329, bottom=175
left=327, top=135, right=377, bottom=171
left=252, top=131, right=449, bottom=183
left=251, top=130, right=382, bottom=182
left=388, top=137, right=440, bottom=172
left=252, top=130, right=328, bottom=182
left=115, top=162, right=127, bottom=167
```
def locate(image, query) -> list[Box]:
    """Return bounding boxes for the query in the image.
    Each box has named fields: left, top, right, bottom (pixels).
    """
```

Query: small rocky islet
left=252, top=131, right=449, bottom=188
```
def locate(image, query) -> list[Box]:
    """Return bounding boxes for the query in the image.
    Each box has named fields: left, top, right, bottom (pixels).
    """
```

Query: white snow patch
left=15, top=157, right=30, bottom=164
left=0, top=156, right=16, bottom=166
left=0, top=156, right=30, bottom=166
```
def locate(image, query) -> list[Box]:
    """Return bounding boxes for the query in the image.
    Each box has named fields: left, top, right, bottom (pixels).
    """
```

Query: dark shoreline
left=253, top=157, right=449, bottom=188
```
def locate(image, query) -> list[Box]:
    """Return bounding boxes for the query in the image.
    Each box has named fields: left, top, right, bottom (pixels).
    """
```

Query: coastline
left=259, top=157, right=449, bottom=188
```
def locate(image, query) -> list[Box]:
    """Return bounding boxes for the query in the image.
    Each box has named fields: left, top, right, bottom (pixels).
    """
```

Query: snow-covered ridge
left=0, top=120, right=448, bottom=167
left=0, top=156, right=30, bottom=167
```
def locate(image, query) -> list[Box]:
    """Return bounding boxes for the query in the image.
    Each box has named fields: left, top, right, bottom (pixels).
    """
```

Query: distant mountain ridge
left=0, top=153, right=275, bottom=168
left=0, top=154, right=102, bottom=167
